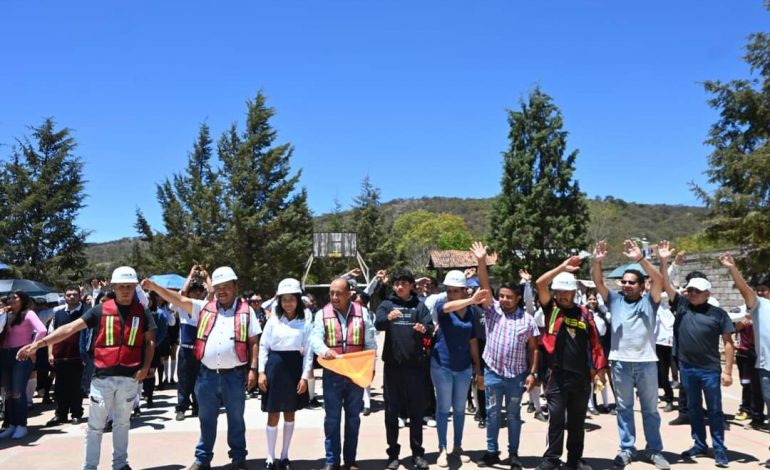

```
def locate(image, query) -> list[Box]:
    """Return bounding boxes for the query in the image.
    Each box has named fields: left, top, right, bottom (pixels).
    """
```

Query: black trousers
left=54, top=360, right=84, bottom=419
left=544, top=369, right=591, bottom=467
left=384, top=365, right=427, bottom=459
left=737, top=351, right=765, bottom=422
left=176, top=346, right=200, bottom=413
left=674, top=357, right=689, bottom=415
left=656, top=344, right=674, bottom=402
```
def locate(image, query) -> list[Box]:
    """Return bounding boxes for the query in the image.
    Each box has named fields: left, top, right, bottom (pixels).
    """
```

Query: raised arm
left=657, top=241, right=679, bottom=300
left=591, top=240, right=610, bottom=302
left=141, top=278, right=195, bottom=315
left=720, top=253, right=757, bottom=311
left=536, top=256, right=582, bottom=306
left=470, top=241, right=491, bottom=310
left=625, top=239, right=662, bottom=303
left=442, top=289, right=490, bottom=313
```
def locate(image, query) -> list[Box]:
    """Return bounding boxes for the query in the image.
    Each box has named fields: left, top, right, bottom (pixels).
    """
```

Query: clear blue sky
left=1, top=1, right=767, bottom=243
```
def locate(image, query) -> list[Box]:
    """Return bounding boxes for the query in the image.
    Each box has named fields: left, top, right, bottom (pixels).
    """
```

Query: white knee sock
left=363, top=387, right=371, bottom=408
left=588, top=384, right=596, bottom=408
left=266, top=425, right=278, bottom=463
left=529, top=385, right=541, bottom=410
left=281, top=421, right=295, bottom=460
left=170, top=359, right=177, bottom=381
left=307, top=377, right=315, bottom=400
left=26, top=378, right=36, bottom=404
left=602, top=387, right=610, bottom=406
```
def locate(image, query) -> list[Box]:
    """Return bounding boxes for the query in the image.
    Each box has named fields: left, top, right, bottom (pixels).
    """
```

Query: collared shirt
left=751, top=297, right=770, bottom=372
left=191, top=299, right=262, bottom=370
left=258, top=312, right=314, bottom=379
left=310, top=302, right=377, bottom=356
left=483, top=301, right=539, bottom=377
left=48, top=303, right=83, bottom=333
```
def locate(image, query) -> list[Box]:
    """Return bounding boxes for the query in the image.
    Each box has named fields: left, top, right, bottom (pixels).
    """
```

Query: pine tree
left=352, top=177, right=397, bottom=271
left=489, top=88, right=589, bottom=279
left=694, top=22, right=770, bottom=278
left=0, top=119, right=88, bottom=285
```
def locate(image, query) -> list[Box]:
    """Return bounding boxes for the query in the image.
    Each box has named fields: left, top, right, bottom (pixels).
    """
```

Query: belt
left=180, top=344, right=194, bottom=350
left=202, top=364, right=247, bottom=374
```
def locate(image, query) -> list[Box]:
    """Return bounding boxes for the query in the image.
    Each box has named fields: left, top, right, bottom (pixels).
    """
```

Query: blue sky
left=1, top=1, right=767, bottom=243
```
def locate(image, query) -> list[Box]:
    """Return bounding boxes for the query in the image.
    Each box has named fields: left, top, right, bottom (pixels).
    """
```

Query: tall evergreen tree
left=489, top=88, right=589, bottom=278
left=694, top=20, right=770, bottom=277
left=352, top=177, right=396, bottom=271
left=0, top=119, right=88, bottom=285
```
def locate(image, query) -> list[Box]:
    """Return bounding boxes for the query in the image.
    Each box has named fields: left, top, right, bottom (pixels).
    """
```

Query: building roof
left=427, top=249, right=498, bottom=270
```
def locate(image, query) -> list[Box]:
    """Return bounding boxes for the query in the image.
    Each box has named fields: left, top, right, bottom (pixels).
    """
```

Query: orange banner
left=318, top=349, right=376, bottom=388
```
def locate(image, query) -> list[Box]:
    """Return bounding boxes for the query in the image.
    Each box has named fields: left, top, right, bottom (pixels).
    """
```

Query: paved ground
left=1, top=359, right=768, bottom=470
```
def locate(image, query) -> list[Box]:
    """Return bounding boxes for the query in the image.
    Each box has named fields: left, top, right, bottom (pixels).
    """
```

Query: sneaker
left=534, top=411, right=547, bottom=422
left=680, top=446, right=708, bottom=459
left=735, top=410, right=750, bottom=421
left=423, top=416, right=436, bottom=427
left=265, top=462, right=276, bottom=470
left=309, top=398, right=322, bottom=408
left=609, top=407, right=617, bottom=415
left=46, top=415, right=67, bottom=426
left=477, top=452, right=500, bottom=467
left=398, top=417, right=406, bottom=428
left=436, top=449, right=449, bottom=468
left=176, top=410, right=186, bottom=421
left=451, top=448, right=471, bottom=463
left=526, top=403, right=535, bottom=413
left=669, top=415, right=689, bottom=426
left=412, top=456, right=429, bottom=470
left=647, top=453, right=670, bottom=470
left=132, top=407, right=141, bottom=418
left=663, top=402, right=674, bottom=413
left=385, top=459, right=399, bottom=470
left=534, top=460, right=560, bottom=470
left=714, top=450, right=729, bottom=468
left=612, top=451, right=632, bottom=467
left=751, top=420, right=766, bottom=430
left=278, top=459, right=291, bottom=470
left=0, top=426, right=16, bottom=439
left=363, top=407, right=371, bottom=416
left=478, top=418, right=487, bottom=428
left=474, top=412, right=481, bottom=422
left=509, top=453, right=523, bottom=470
left=11, top=426, right=28, bottom=439
left=467, top=402, right=477, bottom=414
left=588, top=406, right=599, bottom=416
left=71, top=417, right=82, bottom=425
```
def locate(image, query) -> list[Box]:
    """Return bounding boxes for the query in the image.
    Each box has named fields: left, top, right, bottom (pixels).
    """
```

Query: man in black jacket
left=375, top=270, right=434, bottom=470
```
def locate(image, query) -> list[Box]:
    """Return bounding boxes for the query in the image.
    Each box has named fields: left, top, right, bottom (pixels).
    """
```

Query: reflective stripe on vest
left=322, top=303, right=365, bottom=354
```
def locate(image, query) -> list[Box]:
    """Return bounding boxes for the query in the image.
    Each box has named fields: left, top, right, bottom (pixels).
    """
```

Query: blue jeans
left=84, top=376, right=138, bottom=470
left=679, top=361, right=726, bottom=452
left=430, top=361, right=472, bottom=451
left=0, top=347, right=34, bottom=427
left=759, top=369, right=770, bottom=431
left=610, top=361, right=663, bottom=454
left=194, top=366, right=247, bottom=465
left=484, top=369, right=526, bottom=454
left=322, top=369, right=364, bottom=465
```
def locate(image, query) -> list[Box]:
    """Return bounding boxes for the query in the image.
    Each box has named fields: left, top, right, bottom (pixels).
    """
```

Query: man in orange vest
left=310, top=278, right=378, bottom=470
left=142, top=266, right=261, bottom=470
left=18, top=266, right=157, bottom=470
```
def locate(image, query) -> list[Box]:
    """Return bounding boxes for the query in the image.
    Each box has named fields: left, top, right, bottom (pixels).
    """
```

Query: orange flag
left=318, top=349, right=376, bottom=388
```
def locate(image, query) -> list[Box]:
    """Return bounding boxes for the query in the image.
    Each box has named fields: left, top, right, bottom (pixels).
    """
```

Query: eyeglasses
left=249, top=299, right=261, bottom=304
left=620, top=280, right=638, bottom=286
left=686, top=287, right=704, bottom=294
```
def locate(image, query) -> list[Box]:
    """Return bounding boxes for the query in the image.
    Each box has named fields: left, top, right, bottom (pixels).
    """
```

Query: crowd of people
left=0, top=239, right=768, bottom=470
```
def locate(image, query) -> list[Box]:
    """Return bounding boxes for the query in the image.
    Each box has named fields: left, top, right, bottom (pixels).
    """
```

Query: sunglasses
left=620, top=280, right=638, bottom=286
left=686, top=287, right=704, bottom=294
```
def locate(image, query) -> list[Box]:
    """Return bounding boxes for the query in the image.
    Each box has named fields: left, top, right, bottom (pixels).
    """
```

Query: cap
left=686, top=277, right=712, bottom=292
left=111, top=266, right=138, bottom=284
left=211, top=266, right=238, bottom=286
left=551, top=272, right=577, bottom=291
left=442, top=270, right=467, bottom=288
left=276, top=278, right=302, bottom=296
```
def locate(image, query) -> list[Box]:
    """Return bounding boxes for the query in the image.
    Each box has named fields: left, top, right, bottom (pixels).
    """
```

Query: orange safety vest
left=93, top=300, right=146, bottom=369
left=322, top=302, right=365, bottom=354
left=194, top=299, right=251, bottom=363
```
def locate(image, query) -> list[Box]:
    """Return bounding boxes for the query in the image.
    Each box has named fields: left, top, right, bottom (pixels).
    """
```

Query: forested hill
left=86, top=196, right=709, bottom=271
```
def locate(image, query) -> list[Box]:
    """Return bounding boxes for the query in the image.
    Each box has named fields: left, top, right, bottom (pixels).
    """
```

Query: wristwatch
left=528, top=372, right=538, bottom=380
left=249, top=367, right=258, bottom=373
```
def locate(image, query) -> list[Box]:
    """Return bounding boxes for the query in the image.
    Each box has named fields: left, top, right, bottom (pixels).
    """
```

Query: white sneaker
left=0, top=426, right=17, bottom=439
left=423, top=416, right=437, bottom=427
left=11, top=426, right=27, bottom=439
left=436, top=449, right=449, bottom=467
left=451, top=448, right=471, bottom=463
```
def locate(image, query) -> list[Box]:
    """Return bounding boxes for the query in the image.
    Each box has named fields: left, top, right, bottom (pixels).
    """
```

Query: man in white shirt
left=143, top=266, right=261, bottom=470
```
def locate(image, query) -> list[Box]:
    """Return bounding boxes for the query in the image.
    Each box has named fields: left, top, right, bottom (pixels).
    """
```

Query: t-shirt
left=431, top=302, right=477, bottom=372
left=751, top=297, right=770, bottom=371
left=672, top=293, right=734, bottom=371
left=606, top=291, right=659, bottom=362
left=81, top=302, right=157, bottom=377
left=543, top=300, right=590, bottom=376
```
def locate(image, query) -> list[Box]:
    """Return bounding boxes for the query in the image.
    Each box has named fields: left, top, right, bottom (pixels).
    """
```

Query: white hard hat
left=551, top=272, right=577, bottom=291
left=443, top=270, right=468, bottom=288
left=211, top=266, right=238, bottom=286
left=276, top=278, right=302, bottom=296
left=111, top=266, right=138, bottom=284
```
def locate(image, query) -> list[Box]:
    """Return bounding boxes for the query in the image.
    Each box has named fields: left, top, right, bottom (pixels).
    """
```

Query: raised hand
left=471, top=289, right=490, bottom=305
left=470, top=241, right=488, bottom=261
left=140, top=278, right=157, bottom=292
left=376, top=269, right=387, bottom=280
left=622, top=239, right=643, bottom=262
left=674, top=250, right=686, bottom=265
left=561, top=256, right=582, bottom=273
left=719, top=253, right=736, bottom=269
left=593, top=240, right=608, bottom=263
left=657, top=240, right=676, bottom=261
left=346, top=268, right=362, bottom=278
left=518, top=269, right=532, bottom=282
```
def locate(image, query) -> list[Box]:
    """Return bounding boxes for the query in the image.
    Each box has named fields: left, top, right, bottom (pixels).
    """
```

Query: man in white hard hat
left=535, top=258, right=608, bottom=470
left=142, top=266, right=261, bottom=470
left=18, top=266, right=157, bottom=470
